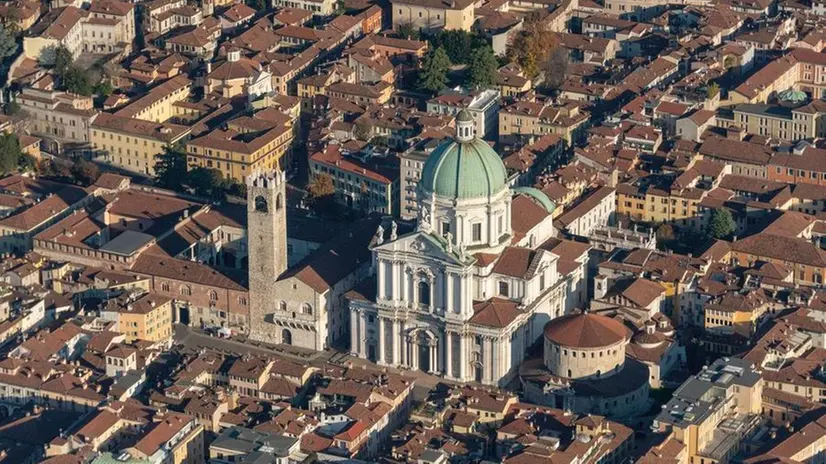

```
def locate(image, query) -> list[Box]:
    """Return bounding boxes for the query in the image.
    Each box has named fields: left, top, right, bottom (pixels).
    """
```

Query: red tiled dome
left=544, top=313, right=630, bottom=348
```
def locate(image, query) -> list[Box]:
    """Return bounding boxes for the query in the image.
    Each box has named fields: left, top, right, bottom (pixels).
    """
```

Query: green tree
left=93, top=80, right=113, bottom=97
left=417, top=47, right=451, bottom=94
left=70, top=159, right=101, bottom=185
left=308, top=172, right=335, bottom=199
left=63, top=67, right=92, bottom=95
left=18, top=153, right=35, bottom=173
left=707, top=82, right=720, bottom=99
left=542, top=46, right=569, bottom=91
left=226, top=180, right=246, bottom=198
left=432, top=30, right=471, bottom=64
left=308, top=172, right=336, bottom=214
left=52, top=45, right=73, bottom=76
left=396, top=22, right=420, bottom=41
left=0, top=133, right=21, bottom=174
left=154, top=145, right=189, bottom=190
left=707, top=208, right=736, bottom=240
left=467, top=46, right=497, bottom=89
left=656, top=223, right=675, bottom=242
left=0, top=24, right=17, bottom=62
left=506, top=15, right=559, bottom=78
left=245, top=0, right=266, bottom=11
left=187, top=166, right=227, bottom=200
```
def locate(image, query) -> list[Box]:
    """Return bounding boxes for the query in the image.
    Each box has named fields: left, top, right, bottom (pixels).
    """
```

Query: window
left=442, top=221, right=450, bottom=237
left=498, top=281, right=509, bottom=297
left=279, top=300, right=287, bottom=311
left=301, top=303, right=313, bottom=315
left=418, top=281, right=431, bottom=306
left=180, top=286, right=192, bottom=296
left=209, top=290, right=218, bottom=301
left=472, top=223, right=482, bottom=242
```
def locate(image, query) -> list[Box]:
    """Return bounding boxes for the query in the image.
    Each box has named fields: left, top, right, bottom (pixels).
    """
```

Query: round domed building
left=347, top=109, right=591, bottom=388
left=520, top=312, right=650, bottom=419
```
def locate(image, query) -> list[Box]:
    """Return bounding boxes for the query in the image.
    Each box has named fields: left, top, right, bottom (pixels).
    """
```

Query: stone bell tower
left=247, top=170, right=288, bottom=340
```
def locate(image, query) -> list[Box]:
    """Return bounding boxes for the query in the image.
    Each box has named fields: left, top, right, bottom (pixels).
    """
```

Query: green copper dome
left=420, top=137, right=508, bottom=200
left=513, top=187, right=556, bottom=214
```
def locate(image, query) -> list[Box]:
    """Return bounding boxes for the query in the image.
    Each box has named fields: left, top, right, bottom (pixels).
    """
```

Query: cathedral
left=348, top=110, right=588, bottom=387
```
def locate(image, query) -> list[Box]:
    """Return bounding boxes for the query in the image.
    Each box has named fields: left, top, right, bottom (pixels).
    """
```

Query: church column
left=482, top=337, right=492, bottom=384
left=392, top=262, right=400, bottom=302
left=502, top=333, right=513, bottom=375
left=411, top=336, right=418, bottom=370
left=349, top=310, right=358, bottom=355
left=378, top=316, right=385, bottom=364
left=446, top=272, right=454, bottom=313
left=459, top=334, right=468, bottom=380
left=492, top=337, right=500, bottom=385
left=445, top=330, right=453, bottom=377
left=393, top=319, right=401, bottom=366
left=458, top=275, right=467, bottom=315
left=359, top=313, right=366, bottom=357
left=429, top=342, right=436, bottom=373
left=377, top=259, right=385, bottom=300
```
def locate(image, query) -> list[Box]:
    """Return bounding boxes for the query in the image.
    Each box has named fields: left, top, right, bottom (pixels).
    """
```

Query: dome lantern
left=455, top=109, right=474, bottom=142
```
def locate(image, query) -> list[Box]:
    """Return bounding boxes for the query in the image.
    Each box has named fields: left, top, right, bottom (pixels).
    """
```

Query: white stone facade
left=349, top=116, right=574, bottom=387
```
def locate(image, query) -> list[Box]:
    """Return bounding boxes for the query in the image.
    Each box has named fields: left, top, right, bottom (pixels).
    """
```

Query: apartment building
left=83, top=0, right=135, bottom=54
left=272, top=0, right=335, bottom=16
left=399, top=138, right=442, bottom=219
left=146, top=0, right=203, bottom=35
left=654, top=357, right=763, bottom=464
left=426, top=89, right=500, bottom=139
left=126, top=413, right=205, bottom=464
left=499, top=99, right=590, bottom=144
left=390, top=0, right=475, bottom=32
left=717, top=101, right=826, bottom=142
left=23, top=6, right=86, bottom=59
left=309, top=144, right=399, bottom=215
left=91, top=113, right=191, bottom=176
left=186, top=115, right=294, bottom=182
left=114, top=75, right=193, bottom=123
left=732, top=48, right=826, bottom=104
left=17, top=86, right=98, bottom=154
left=102, top=292, right=174, bottom=343
left=23, top=0, right=135, bottom=60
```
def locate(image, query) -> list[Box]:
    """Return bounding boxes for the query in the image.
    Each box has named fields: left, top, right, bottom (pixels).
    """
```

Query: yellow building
left=105, top=292, right=174, bottom=343
left=91, top=113, right=191, bottom=176
left=391, top=0, right=475, bottom=32
left=114, top=75, right=192, bottom=123
left=127, top=413, right=204, bottom=464
left=654, top=358, right=762, bottom=464
left=186, top=114, right=294, bottom=182
left=499, top=100, right=590, bottom=144
left=704, top=290, right=770, bottom=340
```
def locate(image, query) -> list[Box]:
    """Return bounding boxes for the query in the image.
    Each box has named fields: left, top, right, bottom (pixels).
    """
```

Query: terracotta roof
left=543, top=312, right=630, bottom=348
left=469, top=298, right=523, bottom=328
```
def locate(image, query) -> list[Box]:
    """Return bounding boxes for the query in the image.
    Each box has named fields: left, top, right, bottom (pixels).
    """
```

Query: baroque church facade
left=348, top=111, right=588, bottom=387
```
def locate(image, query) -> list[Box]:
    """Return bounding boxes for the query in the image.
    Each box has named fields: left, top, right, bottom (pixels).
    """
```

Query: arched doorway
left=282, top=328, right=292, bottom=345
left=418, top=343, right=430, bottom=373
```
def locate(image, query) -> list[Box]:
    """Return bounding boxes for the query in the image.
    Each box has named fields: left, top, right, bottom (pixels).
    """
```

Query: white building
left=427, top=89, right=501, bottom=139
left=348, top=110, right=585, bottom=387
